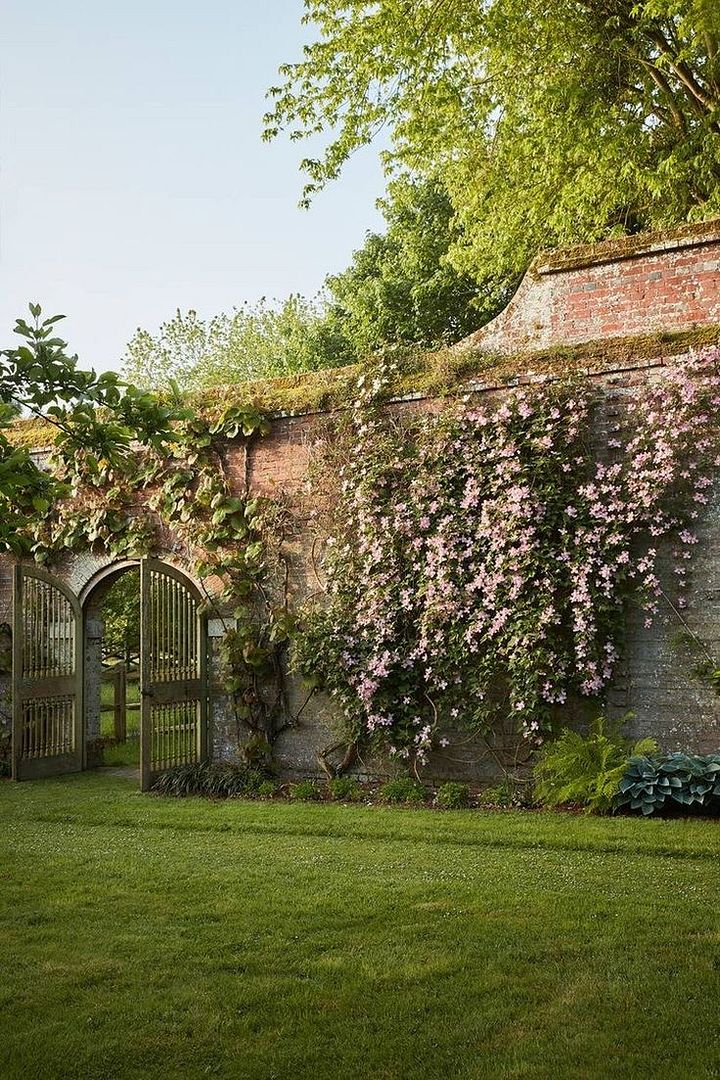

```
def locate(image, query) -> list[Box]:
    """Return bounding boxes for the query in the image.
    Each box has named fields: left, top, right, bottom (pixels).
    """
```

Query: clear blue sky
left=0, top=0, right=386, bottom=371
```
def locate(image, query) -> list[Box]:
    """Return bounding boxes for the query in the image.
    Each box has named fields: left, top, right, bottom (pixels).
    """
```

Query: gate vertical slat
left=140, top=559, right=151, bottom=793
left=11, top=565, right=83, bottom=782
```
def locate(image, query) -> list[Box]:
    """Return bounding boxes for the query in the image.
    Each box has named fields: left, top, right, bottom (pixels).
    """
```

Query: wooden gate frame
left=12, top=564, right=84, bottom=780
left=139, top=558, right=208, bottom=792
left=11, top=558, right=209, bottom=787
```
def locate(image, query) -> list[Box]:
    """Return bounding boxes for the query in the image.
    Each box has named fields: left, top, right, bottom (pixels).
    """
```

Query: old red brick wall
left=238, top=220, right=720, bottom=771
left=463, top=220, right=720, bottom=355
left=6, top=219, right=720, bottom=777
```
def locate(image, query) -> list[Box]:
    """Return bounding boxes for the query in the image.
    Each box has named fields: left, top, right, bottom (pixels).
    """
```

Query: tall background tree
left=264, top=0, right=720, bottom=285
left=325, top=176, right=505, bottom=353
left=122, top=296, right=352, bottom=393
left=123, top=178, right=494, bottom=391
left=132, top=2, right=720, bottom=393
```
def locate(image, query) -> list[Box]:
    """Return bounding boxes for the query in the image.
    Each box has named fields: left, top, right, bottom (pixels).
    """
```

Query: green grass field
left=99, top=675, right=140, bottom=766
left=2, top=773, right=720, bottom=1079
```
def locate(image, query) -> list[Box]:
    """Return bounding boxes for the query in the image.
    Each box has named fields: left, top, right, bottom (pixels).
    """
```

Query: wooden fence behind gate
left=100, top=662, right=140, bottom=743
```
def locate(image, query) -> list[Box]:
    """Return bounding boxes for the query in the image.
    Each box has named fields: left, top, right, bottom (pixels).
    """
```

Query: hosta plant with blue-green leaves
left=616, top=753, right=720, bottom=816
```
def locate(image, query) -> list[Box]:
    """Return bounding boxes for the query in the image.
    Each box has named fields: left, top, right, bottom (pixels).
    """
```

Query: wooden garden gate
left=11, top=559, right=207, bottom=788
left=12, top=565, right=83, bottom=780
left=139, top=558, right=207, bottom=792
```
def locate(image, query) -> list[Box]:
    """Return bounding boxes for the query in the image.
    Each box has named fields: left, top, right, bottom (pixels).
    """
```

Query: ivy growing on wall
left=26, top=403, right=295, bottom=755
left=295, top=348, right=720, bottom=771
left=22, top=344, right=720, bottom=774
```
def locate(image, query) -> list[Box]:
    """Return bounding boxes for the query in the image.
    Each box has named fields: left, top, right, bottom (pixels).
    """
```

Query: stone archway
left=81, top=560, right=141, bottom=770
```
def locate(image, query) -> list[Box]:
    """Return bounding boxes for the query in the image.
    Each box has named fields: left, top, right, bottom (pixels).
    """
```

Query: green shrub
left=256, top=780, right=278, bottom=798
left=151, top=761, right=270, bottom=798
left=533, top=717, right=656, bottom=813
left=152, top=761, right=210, bottom=797
left=328, top=776, right=362, bottom=801
left=289, top=780, right=323, bottom=801
left=476, top=778, right=533, bottom=809
left=380, top=778, right=427, bottom=804
left=617, top=752, right=720, bottom=816
left=242, top=768, right=270, bottom=795
left=436, top=782, right=470, bottom=809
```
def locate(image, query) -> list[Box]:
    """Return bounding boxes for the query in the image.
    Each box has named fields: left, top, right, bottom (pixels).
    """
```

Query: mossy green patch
left=535, top=217, right=720, bottom=274
left=8, top=323, right=720, bottom=449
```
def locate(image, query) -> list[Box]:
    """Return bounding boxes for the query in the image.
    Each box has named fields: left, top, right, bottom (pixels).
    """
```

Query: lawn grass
left=99, top=678, right=140, bottom=767
left=2, top=774, right=720, bottom=1079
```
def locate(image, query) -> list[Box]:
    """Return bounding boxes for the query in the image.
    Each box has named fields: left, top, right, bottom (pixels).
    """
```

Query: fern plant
left=533, top=717, right=657, bottom=814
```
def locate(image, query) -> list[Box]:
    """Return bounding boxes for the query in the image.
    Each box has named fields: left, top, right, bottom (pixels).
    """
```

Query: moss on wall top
left=534, top=218, right=720, bottom=275
left=9, top=416, right=57, bottom=451
left=179, top=323, right=720, bottom=417
left=8, top=322, right=720, bottom=449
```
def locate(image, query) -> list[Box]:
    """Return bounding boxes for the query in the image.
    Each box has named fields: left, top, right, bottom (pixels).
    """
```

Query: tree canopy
left=325, top=176, right=504, bottom=353
left=122, top=297, right=352, bottom=393
left=123, top=179, right=490, bottom=392
left=1, top=305, right=177, bottom=554
left=265, top=0, right=720, bottom=283
left=101, top=569, right=140, bottom=666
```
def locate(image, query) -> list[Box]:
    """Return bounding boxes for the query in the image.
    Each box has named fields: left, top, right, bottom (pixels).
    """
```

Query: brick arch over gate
left=5, top=219, right=720, bottom=782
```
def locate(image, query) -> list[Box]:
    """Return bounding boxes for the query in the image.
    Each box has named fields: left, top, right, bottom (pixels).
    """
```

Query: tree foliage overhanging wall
left=266, top=0, right=720, bottom=285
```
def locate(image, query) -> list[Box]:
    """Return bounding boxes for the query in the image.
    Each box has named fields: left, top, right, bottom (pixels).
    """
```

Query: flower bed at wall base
left=150, top=748, right=720, bottom=818
left=150, top=765, right=492, bottom=809
left=294, top=348, right=720, bottom=768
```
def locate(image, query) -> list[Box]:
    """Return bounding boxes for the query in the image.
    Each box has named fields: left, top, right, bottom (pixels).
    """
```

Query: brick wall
left=463, top=220, right=720, bottom=354
left=243, top=220, right=720, bottom=770
left=248, top=359, right=720, bottom=773
left=5, top=219, right=720, bottom=780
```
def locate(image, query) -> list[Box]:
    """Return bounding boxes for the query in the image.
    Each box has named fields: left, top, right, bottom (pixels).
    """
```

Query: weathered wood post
left=114, top=662, right=127, bottom=742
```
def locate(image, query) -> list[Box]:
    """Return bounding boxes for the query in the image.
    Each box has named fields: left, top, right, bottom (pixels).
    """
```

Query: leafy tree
left=122, top=296, right=352, bottom=393
left=124, top=180, right=498, bottom=393
left=101, top=569, right=140, bottom=666
left=265, top=0, right=720, bottom=282
left=325, top=176, right=506, bottom=352
left=0, top=304, right=177, bottom=554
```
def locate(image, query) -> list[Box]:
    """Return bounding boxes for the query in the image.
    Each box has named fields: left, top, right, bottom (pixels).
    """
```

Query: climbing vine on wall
left=295, top=348, right=720, bottom=769
left=25, top=403, right=295, bottom=753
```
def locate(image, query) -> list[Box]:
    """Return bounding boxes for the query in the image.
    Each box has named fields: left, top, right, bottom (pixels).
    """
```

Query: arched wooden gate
left=12, top=565, right=83, bottom=780
left=139, top=558, right=208, bottom=791
left=11, top=558, right=208, bottom=790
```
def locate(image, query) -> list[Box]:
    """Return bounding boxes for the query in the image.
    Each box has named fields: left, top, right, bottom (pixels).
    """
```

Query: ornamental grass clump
left=152, top=761, right=270, bottom=798
left=296, top=348, right=720, bottom=768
